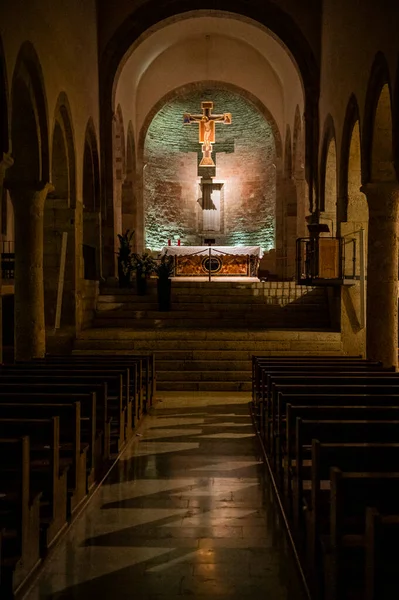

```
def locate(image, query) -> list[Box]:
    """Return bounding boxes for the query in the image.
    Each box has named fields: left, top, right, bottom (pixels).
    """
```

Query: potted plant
left=154, top=252, right=174, bottom=311
left=117, top=229, right=135, bottom=287
left=131, top=251, right=156, bottom=295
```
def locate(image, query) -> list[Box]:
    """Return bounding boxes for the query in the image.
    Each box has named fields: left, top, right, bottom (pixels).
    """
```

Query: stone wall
left=144, top=89, right=276, bottom=251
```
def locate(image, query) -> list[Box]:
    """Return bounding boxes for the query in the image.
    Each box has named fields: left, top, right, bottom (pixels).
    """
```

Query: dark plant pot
left=157, top=278, right=172, bottom=311
left=118, top=258, right=131, bottom=288
left=136, top=272, right=147, bottom=296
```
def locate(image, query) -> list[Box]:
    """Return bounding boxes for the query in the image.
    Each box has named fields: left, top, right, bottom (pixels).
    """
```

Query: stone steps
left=74, top=281, right=340, bottom=391
left=74, top=329, right=343, bottom=390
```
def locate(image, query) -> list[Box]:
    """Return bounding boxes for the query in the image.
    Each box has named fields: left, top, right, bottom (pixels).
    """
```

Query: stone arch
left=136, top=80, right=282, bottom=253
left=43, top=93, right=77, bottom=330
left=293, top=105, right=307, bottom=238
left=339, top=97, right=368, bottom=357
left=99, top=4, right=318, bottom=272
left=0, top=34, right=9, bottom=154
left=112, top=104, right=126, bottom=262
left=320, top=115, right=337, bottom=236
left=7, top=42, right=50, bottom=359
left=122, top=120, right=136, bottom=248
left=363, top=52, right=395, bottom=184
left=83, top=118, right=101, bottom=280
left=279, top=125, right=297, bottom=277
left=50, top=93, right=76, bottom=207
left=9, top=41, right=49, bottom=186
left=138, top=81, right=282, bottom=161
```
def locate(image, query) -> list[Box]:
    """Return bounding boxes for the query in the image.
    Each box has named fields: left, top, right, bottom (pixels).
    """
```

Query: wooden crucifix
left=183, top=101, right=232, bottom=167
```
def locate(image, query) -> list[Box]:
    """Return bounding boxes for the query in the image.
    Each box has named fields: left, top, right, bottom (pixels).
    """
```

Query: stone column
left=9, top=182, right=54, bottom=360
left=361, top=183, right=399, bottom=368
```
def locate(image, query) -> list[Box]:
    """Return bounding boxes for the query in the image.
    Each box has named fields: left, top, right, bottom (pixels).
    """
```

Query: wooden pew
left=0, top=369, right=126, bottom=451
left=0, top=437, right=41, bottom=597
left=326, top=470, right=399, bottom=600
left=30, top=359, right=141, bottom=427
left=0, top=381, right=111, bottom=459
left=364, top=507, right=399, bottom=600
left=266, top=381, right=399, bottom=457
left=0, top=411, right=87, bottom=517
left=258, top=361, right=388, bottom=406
left=0, top=410, right=69, bottom=552
left=294, top=418, right=399, bottom=528
left=251, top=356, right=380, bottom=403
left=0, top=392, right=101, bottom=484
left=307, top=441, right=399, bottom=576
left=41, top=353, right=156, bottom=412
left=283, top=404, right=399, bottom=497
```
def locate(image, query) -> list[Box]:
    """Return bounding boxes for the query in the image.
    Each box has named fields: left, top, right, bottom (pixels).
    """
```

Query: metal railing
left=1, top=241, right=15, bottom=280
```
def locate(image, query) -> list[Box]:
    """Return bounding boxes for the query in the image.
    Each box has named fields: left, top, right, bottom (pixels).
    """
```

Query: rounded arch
left=83, top=118, right=101, bottom=280
left=50, top=92, right=76, bottom=207
left=284, top=125, right=293, bottom=179
left=114, top=104, right=126, bottom=179
left=362, top=52, right=395, bottom=184
left=126, top=120, right=135, bottom=183
left=293, top=105, right=303, bottom=176
left=339, top=95, right=361, bottom=222
left=0, top=34, right=9, bottom=154
left=137, top=80, right=283, bottom=162
left=112, top=104, right=126, bottom=244
left=9, top=41, right=49, bottom=186
left=99, top=4, right=320, bottom=268
left=319, top=114, right=337, bottom=214
left=83, top=118, right=100, bottom=212
left=293, top=105, right=307, bottom=238
left=122, top=120, right=137, bottom=244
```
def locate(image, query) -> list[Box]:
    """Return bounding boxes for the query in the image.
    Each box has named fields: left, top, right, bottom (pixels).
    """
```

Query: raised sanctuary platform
left=161, top=246, right=263, bottom=277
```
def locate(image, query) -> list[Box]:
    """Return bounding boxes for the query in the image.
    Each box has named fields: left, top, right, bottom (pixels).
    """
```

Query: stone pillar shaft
left=0, top=154, right=14, bottom=364
left=10, top=183, right=54, bottom=360
left=362, top=183, right=399, bottom=368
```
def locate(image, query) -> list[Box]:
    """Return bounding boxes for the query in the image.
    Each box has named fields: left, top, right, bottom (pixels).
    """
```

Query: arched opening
left=321, top=132, right=337, bottom=238
left=7, top=42, right=49, bottom=359
left=44, top=94, right=77, bottom=335
left=51, top=121, right=68, bottom=199
left=83, top=119, right=101, bottom=281
left=101, top=9, right=309, bottom=277
left=112, top=104, right=126, bottom=270
left=277, top=125, right=297, bottom=278
left=340, top=106, right=369, bottom=356
left=293, top=106, right=307, bottom=239
left=371, top=84, right=395, bottom=182
left=122, top=121, right=136, bottom=247
left=142, top=86, right=279, bottom=257
left=0, top=35, right=8, bottom=155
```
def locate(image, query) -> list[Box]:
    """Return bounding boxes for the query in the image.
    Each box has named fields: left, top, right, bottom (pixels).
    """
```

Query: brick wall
left=144, top=89, right=276, bottom=250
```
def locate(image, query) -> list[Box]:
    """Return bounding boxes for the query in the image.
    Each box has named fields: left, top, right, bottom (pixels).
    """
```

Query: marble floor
left=24, top=392, right=307, bottom=600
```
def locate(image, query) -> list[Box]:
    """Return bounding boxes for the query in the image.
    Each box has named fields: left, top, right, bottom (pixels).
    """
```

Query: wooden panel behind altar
left=175, top=254, right=251, bottom=276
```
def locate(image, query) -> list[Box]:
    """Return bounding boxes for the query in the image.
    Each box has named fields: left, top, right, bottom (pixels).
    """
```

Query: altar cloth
left=161, top=246, right=263, bottom=258
left=160, top=246, right=262, bottom=277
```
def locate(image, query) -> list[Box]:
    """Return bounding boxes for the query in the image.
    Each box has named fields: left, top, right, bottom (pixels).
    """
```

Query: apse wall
left=143, top=89, right=276, bottom=251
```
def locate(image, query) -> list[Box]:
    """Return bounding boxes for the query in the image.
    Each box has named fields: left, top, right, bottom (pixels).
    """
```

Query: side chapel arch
left=83, top=118, right=101, bottom=280
left=44, top=93, right=77, bottom=330
left=320, top=116, right=337, bottom=237
left=8, top=41, right=50, bottom=359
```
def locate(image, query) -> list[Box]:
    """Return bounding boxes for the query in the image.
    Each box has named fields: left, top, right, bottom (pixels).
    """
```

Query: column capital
left=0, top=152, right=14, bottom=174
left=360, top=182, right=399, bottom=215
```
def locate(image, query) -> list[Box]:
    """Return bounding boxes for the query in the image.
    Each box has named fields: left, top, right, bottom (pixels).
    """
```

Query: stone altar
left=160, top=246, right=263, bottom=277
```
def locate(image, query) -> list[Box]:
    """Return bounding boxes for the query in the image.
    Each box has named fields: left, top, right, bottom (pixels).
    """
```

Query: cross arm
left=183, top=114, right=203, bottom=125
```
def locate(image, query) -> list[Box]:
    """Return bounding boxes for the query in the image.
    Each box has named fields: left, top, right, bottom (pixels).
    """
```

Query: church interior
left=1, top=1, right=399, bottom=599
